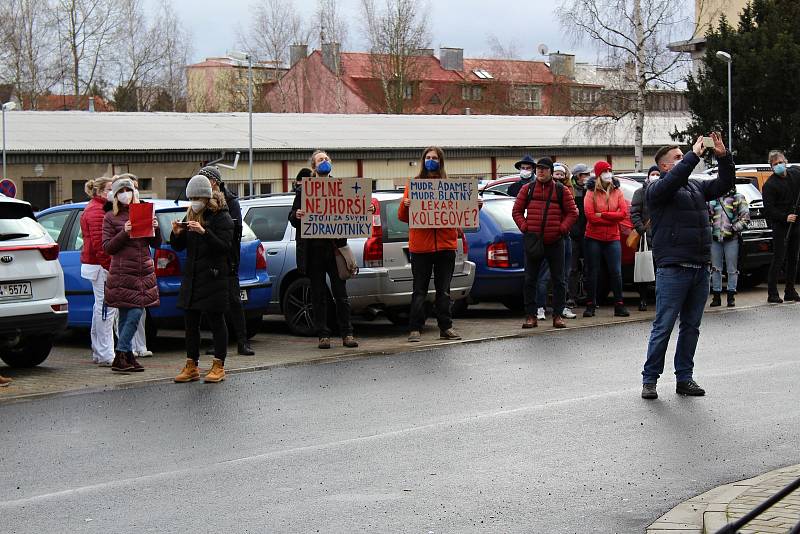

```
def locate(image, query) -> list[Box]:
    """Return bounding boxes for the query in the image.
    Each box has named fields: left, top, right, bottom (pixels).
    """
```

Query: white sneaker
left=562, top=307, right=577, bottom=319
left=536, top=307, right=546, bottom=320
left=134, top=350, right=153, bottom=358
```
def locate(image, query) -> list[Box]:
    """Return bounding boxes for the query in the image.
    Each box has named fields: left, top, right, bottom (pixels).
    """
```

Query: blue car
left=459, top=195, right=526, bottom=312
left=36, top=200, right=271, bottom=342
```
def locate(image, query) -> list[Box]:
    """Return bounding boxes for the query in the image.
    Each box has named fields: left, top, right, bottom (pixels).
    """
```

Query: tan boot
left=174, top=359, right=200, bottom=383
left=0, top=374, right=12, bottom=387
left=203, top=358, right=225, bottom=383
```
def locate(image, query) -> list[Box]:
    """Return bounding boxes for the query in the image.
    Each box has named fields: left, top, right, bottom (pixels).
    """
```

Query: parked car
left=36, top=200, right=271, bottom=342
left=457, top=195, right=526, bottom=312
left=240, top=191, right=476, bottom=335
left=0, top=194, right=68, bottom=367
left=702, top=163, right=800, bottom=191
left=480, top=175, right=523, bottom=196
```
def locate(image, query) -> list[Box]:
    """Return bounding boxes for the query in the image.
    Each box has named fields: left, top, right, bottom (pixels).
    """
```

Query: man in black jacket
left=198, top=166, right=255, bottom=356
left=762, top=150, right=800, bottom=303
left=641, top=133, right=734, bottom=400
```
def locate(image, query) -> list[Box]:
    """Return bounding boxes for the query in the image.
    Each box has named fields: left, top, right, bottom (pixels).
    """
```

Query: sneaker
left=583, top=305, right=595, bottom=318
left=318, top=337, right=331, bottom=349
left=342, top=335, right=359, bottom=348
left=408, top=331, right=421, bottom=342
left=641, top=383, right=658, bottom=399
left=676, top=379, right=705, bottom=396
left=767, top=295, right=784, bottom=304
left=440, top=328, right=462, bottom=340
left=614, top=303, right=630, bottom=317
left=522, top=315, right=537, bottom=329
left=134, top=350, right=153, bottom=358
left=536, top=307, right=546, bottom=320
left=562, top=307, right=577, bottom=319
left=97, top=360, right=113, bottom=368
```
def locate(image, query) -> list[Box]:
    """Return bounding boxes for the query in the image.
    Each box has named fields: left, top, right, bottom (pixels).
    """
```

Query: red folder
left=129, top=202, right=155, bottom=238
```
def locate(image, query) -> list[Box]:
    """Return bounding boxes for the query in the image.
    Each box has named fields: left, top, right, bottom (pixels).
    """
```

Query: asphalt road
left=1, top=304, right=799, bottom=533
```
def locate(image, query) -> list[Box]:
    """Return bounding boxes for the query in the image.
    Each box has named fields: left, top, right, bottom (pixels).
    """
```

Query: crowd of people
left=3, top=138, right=800, bottom=392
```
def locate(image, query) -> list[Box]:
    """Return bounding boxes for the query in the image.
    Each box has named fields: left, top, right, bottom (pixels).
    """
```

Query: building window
left=260, top=182, right=272, bottom=195
left=512, top=85, right=542, bottom=110
left=570, top=87, right=600, bottom=109
left=137, top=178, right=153, bottom=191
left=403, top=83, right=413, bottom=100
left=71, top=180, right=87, bottom=202
left=462, top=85, right=482, bottom=101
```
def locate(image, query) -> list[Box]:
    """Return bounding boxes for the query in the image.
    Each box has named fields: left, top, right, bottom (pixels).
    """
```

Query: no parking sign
left=0, top=179, right=16, bottom=198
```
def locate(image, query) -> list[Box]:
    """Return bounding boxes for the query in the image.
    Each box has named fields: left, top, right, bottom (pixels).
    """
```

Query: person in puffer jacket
left=102, top=177, right=160, bottom=373
left=583, top=161, right=630, bottom=318
left=80, top=176, right=115, bottom=366
left=707, top=187, right=749, bottom=307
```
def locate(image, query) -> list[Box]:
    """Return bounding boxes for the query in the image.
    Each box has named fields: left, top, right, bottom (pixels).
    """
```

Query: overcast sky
left=167, top=0, right=608, bottom=64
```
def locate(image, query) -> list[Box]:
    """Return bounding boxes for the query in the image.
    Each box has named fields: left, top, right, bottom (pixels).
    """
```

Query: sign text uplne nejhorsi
left=301, top=177, right=373, bottom=238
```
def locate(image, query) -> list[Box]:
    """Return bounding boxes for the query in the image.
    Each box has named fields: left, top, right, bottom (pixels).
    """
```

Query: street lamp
left=715, top=51, right=733, bottom=154
left=2, top=101, right=17, bottom=181
left=228, top=50, right=254, bottom=197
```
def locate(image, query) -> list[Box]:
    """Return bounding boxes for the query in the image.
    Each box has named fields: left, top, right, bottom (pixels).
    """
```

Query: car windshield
left=0, top=217, right=45, bottom=241
left=481, top=199, right=518, bottom=232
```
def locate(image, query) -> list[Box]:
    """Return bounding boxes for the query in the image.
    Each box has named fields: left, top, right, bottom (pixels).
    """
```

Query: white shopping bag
left=634, top=238, right=655, bottom=283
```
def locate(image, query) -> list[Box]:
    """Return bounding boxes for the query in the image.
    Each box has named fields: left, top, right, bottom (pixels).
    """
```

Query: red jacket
left=397, top=183, right=458, bottom=253
left=102, top=204, right=161, bottom=309
left=80, top=196, right=112, bottom=270
left=584, top=182, right=628, bottom=242
left=512, top=180, right=578, bottom=245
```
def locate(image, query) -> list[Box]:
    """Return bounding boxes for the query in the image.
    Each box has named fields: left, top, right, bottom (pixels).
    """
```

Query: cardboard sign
left=301, top=177, right=372, bottom=238
left=129, top=202, right=155, bottom=238
left=409, top=178, right=479, bottom=229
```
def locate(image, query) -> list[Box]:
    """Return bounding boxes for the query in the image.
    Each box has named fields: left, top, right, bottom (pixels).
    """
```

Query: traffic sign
left=0, top=179, right=16, bottom=198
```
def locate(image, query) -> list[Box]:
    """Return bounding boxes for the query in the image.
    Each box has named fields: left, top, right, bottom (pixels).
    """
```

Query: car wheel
left=0, top=335, right=54, bottom=368
left=282, top=277, right=315, bottom=336
left=246, top=316, right=262, bottom=339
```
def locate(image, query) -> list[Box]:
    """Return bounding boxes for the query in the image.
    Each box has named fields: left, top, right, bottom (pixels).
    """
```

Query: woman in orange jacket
left=398, top=146, right=479, bottom=342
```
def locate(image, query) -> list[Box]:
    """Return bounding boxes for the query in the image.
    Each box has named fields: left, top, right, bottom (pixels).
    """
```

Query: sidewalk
left=0, top=287, right=785, bottom=403
left=647, top=464, right=800, bottom=534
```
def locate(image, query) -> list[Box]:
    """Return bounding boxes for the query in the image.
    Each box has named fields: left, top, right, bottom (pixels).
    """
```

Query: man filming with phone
left=640, top=132, right=735, bottom=400
left=762, top=150, right=800, bottom=303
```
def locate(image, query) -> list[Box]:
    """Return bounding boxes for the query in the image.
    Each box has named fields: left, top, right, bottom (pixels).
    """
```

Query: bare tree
left=485, top=34, right=521, bottom=60
left=239, top=0, right=309, bottom=67
left=314, top=0, right=349, bottom=48
left=55, top=0, right=123, bottom=96
left=153, top=0, right=191, bottom=112
left=558, top=0, right=702, bottom=170
left=360, top=0, right=431, bottom=114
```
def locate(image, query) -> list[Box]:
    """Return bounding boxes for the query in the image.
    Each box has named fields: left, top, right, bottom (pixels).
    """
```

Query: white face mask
left=117, top=191, right=132, bottom=205
left=105, top=190, right=114, bottom=201
left=191, top=200, right=206, bottom=213
left=648, top=174, right=660, bottom=182
left=520, top=169, right=533, bottom=180
left=600, top=172, right=613, bottom=183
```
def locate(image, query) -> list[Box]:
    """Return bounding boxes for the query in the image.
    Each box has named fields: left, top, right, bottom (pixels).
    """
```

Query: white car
left=0, top=194, right=68, bottom=367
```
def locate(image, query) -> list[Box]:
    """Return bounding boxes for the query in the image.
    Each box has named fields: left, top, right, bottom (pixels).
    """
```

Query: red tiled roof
left=340, top=52, right=466, bottom=83
left=463, top=58, right=553, bottom=84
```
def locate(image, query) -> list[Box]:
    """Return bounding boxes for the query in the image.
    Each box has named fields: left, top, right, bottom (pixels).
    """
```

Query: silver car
left=240, top=191, right=476, bottom=335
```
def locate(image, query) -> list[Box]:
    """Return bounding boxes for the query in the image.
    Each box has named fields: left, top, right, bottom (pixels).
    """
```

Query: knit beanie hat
left=553, top=163, right=567, bottom=174
left=198, top=166, right=222, bottom=183
left=647, top=165, right=661, bottom=176
left=594, top=161, right=612, bottom=177
left=111, top=177, right=136, bottom=198
left=186, top=175, right=213, bottom=199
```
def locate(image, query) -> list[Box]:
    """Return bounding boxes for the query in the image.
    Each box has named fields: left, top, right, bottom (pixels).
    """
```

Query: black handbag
left=523, top=181, right=554, bottom=261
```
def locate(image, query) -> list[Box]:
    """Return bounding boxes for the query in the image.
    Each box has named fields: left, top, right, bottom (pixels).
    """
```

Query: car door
left=243, top=204, right=292, bottom=301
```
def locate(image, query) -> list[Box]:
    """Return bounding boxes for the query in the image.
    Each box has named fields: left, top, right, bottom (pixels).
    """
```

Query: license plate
left=0, top=281, right=32, bottom=300
left=749, top=219, right=768, bottom=229
left=239, top=289, right=248, bottom=302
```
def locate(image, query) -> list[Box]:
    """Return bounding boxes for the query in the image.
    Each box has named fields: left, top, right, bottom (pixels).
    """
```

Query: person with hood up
left=507, top=155, right=536, bottom=199
left=102, top=177, right=160, bottom=373
left=583, top=161, right=630, bottom=318
left=630, top=165, right=661, bottom=311
left=707, top=186, right=749, bottom=307
left=171, top=175, right=235, bottom=383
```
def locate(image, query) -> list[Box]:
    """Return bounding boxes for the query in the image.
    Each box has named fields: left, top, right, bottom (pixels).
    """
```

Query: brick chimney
left=440, top=47, right=464, bottom=71
left=548, top=52, right=576, bottom=80
left=321, top=42, right=341, bottom=74
left=290, top=44, right=308, bottom=67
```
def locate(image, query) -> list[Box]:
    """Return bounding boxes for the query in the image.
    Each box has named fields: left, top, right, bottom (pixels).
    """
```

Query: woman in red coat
left=79, top=176, right=116, bottom=366
left=583, top=161, right=630, bottom=318
left=102, top=177, right=160, bottom=372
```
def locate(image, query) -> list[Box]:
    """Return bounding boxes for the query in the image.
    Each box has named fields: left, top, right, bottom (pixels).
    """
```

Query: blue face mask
left=773, top=163, right=786, bottom=175
left=424, top=159, right=440, bottom=172
left=317, top=160, right=332, bottom=175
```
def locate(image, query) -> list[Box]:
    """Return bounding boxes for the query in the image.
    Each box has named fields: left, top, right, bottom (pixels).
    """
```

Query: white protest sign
left=301, top=177, right=372, bottom=238
left=408, top=178, right=479, bottom=229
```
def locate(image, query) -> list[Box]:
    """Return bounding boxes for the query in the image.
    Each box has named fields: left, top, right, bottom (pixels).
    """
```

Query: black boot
left=613, top=302, right=630, bottom=317
left=710, top=292, right=722, bottom=307
left=727, top=291, right=736, bottom=307
left=638, top=300, right=647, bottom=312
left=237, top=341, right=255, bottom=355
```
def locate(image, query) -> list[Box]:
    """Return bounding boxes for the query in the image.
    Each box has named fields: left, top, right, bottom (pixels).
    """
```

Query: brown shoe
left=318, top=337, right=331, bottom=349
left=440, top=328, right=462, bottom=340
left=111, top=351, right=134, bottom=373
left=342, top=335, right=359, bottom=348
left=522, top=315, right=538, bottom=329
left=0, top=375, right=11, bottom=387
left=204, top=358, right=225, bottom=383
left=174, top=359, right=200, bottom=383
left=125, top=352, right=145, bottom=372
left=552, top=315, right=567, bottom=329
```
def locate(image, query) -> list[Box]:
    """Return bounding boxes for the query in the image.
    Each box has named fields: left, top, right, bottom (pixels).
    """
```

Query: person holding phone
left=102, top=177, right=160, bottom=373
left=640, top=133, right=734, bottom=400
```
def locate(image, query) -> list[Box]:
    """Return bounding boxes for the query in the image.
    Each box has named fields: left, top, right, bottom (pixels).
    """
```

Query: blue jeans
left=117, top=307, right=143, bottom=353
left=642, top=266, right=710, bottom=384
left=585, top=238, right=624, bottom=304
left=536, top=236, right=572, bottom=307
left=711, top=239, right=739, bottom=292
